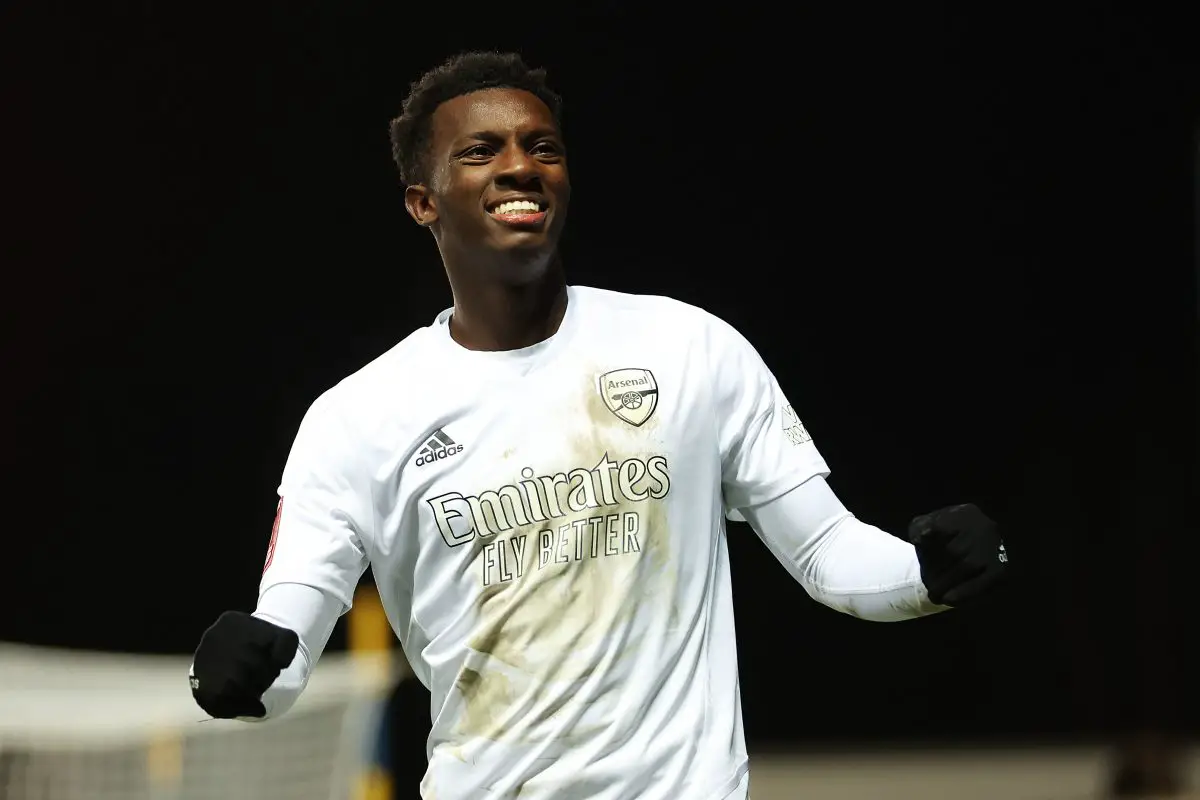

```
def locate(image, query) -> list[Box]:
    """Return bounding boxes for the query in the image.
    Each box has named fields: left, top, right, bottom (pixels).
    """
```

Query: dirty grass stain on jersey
left=454, top=368, right=677, bottom=744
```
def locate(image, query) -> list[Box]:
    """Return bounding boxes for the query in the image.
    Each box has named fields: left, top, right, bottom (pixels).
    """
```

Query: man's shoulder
left=308, top=323, right=445, bottom=422
left=573, top=286, right=753, bottom=354
left=281, top=322, right=452, bottom=474
left=573, top=285, right=718, bottom=331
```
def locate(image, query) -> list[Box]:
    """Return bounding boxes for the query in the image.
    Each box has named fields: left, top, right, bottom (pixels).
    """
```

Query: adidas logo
left=415, top=428, right=463, bottom=467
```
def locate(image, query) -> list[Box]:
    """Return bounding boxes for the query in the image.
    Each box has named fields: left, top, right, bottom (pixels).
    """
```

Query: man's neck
left=445, top=261, right=569, bottom=352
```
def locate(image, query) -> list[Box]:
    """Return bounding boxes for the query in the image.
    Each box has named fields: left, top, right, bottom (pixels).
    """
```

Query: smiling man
left=403, top=71, right=571, bottom=333
left=188, top=51, right=1009, bottom=799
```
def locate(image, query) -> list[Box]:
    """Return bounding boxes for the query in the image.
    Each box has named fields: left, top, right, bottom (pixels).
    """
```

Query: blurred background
left=2, top=4, right=1197, bottom=798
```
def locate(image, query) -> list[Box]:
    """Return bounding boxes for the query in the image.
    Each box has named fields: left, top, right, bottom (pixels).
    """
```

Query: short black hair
left=388, top=51, right=563, bottom=187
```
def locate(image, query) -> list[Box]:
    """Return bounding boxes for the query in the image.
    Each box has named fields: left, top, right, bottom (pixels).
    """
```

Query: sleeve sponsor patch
left=781, top=404, right=813, bottom=446
left=263, top=498, right=283, bottom=575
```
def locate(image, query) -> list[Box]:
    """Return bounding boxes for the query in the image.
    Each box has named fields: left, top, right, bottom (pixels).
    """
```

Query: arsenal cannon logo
left=598, top=368, right=659, bottom=427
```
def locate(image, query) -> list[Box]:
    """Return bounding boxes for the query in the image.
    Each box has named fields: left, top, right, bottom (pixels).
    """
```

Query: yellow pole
left=350, top=583, right=394, bottom=800
left=349, top=584, right=393, bottom=657
left=356, top=768, right=394, bottom=800
left=145, top=729, right=183, bottom=799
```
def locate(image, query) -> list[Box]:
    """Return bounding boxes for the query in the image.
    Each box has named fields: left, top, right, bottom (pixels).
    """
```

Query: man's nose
left=494, top=146, right=539, bottom=185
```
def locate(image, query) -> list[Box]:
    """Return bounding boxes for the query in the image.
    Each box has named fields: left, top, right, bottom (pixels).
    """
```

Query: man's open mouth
left=487, top=199, right=548, bottom=226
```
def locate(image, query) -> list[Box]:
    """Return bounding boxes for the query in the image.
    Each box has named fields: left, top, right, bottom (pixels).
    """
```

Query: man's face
left=407, top=87, right=570, bottom=269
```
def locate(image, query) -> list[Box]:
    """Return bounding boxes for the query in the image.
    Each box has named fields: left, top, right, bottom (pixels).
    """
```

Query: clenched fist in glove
left=190, top=611, right=299, bottom=719
left=907, top=503, right=1008, bottom=607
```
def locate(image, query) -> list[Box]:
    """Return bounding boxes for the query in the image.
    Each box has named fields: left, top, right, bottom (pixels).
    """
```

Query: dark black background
left=3, top=4, right=1197, bottom=750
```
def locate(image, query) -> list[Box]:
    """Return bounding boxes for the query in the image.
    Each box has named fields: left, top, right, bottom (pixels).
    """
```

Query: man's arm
left=737, top=475, right=947, bottom=621
left=250, top=582, right=345, bottom=718
left=706, top=312, right=1008, bottom=616
left=191, top=390, right=372, bottom=721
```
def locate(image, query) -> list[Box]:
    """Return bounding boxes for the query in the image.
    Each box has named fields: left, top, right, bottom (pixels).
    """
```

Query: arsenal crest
left=599, top=368, right=659, bottom=427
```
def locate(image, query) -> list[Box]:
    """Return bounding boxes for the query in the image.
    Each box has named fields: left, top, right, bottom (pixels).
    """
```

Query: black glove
left=190, top=610, right=299, bottom=719
left=907, top=503, right=1007, bottom=607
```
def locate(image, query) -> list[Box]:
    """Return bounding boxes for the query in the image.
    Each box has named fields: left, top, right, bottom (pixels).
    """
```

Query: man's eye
left=462, top=145, right=493, bottom=158
left=531, top=142, right=560, bottom=156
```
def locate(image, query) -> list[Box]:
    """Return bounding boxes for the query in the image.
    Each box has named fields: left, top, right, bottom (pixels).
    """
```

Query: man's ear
left=404, top=184, right=438, bottom=227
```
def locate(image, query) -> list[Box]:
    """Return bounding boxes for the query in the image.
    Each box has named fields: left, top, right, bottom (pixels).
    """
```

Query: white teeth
left=492, top=200, right=541, bottom=215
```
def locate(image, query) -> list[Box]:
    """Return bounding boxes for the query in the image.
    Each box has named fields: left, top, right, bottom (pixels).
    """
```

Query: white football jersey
left=261, top=285, right=829, bottom=800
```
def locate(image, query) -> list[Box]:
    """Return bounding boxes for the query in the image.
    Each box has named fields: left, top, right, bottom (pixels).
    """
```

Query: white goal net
left=0, top=640, right=402, bottom=800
